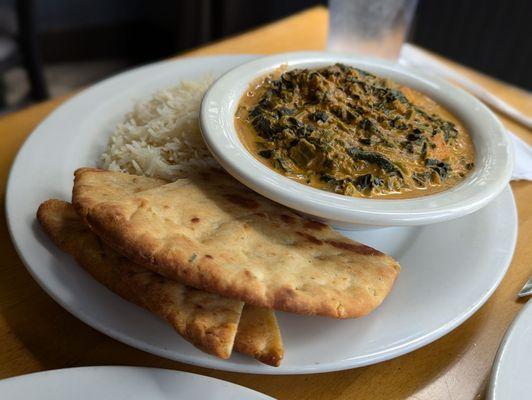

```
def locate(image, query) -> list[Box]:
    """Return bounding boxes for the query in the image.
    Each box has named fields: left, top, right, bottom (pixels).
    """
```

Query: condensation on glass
left=327, top=0, right=418, bottom=60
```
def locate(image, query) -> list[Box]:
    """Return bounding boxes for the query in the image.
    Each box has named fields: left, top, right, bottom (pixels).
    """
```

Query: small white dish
left=488, top=300, right=532, bottom=400
left=0, top=366, right=273, bottom=399
left=201, top=51, right=513, bottom=229
left=6, top=55, right=518, bottom=374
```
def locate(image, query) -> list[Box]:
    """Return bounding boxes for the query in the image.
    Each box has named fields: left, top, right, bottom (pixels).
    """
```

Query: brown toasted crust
left=85, top=169, right=400, bottom=318
left=234, top=305, right=284, bottom=367
left=37, top=199, right=243, bottom=359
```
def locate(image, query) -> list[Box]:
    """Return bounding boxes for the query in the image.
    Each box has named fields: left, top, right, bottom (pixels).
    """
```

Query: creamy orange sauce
left=235, top=65, right=475, bottom=199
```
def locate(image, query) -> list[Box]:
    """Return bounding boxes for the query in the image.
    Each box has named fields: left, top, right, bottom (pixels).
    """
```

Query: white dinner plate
left=0, top=366, right=273, bottom=399
left=6, top=55, right=518, bottom=374
left=488, top=300, right=532, bottom=399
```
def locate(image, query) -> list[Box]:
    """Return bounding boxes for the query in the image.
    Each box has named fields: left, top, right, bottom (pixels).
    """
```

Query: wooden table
left=1, top=7, right=531, bottom=400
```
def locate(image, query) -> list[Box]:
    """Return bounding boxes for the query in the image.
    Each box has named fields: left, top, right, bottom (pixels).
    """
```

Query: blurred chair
left=0, top=0, right=48, bottom=110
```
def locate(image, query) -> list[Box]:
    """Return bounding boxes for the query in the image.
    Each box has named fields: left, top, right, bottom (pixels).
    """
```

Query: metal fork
left=518, top=277, right=532, bottom=298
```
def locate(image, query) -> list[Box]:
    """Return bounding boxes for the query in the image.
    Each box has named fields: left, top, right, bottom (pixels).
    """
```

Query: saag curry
left=235, top=64, right=475, bottom=199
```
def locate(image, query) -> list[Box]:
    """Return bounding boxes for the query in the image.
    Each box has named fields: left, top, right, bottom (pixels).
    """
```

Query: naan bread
left=37, top=199, right=243, bottom=359
left=234, top=305, right=283, bottom=367
left=72, top=168, right=285, bottom=365
left=85, top=168, right=400, bottom=318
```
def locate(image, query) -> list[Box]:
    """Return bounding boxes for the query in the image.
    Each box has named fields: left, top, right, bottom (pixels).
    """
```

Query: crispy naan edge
left=86, top=169, right=400, bottom=318
left=72, top=168, right=285, bottom=364
left=234, top=304, right=283, bottom=367
left=72, top=167, right=167, bottom=221
left=37, top=199, right=243, bottom=359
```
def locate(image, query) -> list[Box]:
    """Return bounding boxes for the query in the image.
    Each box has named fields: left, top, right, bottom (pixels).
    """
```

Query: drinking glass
left=327, top=0, right=418, bottom=60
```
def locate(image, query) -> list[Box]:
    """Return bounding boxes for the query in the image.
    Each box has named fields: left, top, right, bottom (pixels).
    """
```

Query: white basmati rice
left=100, top=75, right=218, bottom=181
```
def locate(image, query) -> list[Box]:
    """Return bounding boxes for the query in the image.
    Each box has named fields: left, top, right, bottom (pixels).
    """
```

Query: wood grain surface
left=1, top=7, right=531, bottom=400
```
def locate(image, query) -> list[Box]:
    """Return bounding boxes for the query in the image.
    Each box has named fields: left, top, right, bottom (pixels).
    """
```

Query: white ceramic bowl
left=200, top=52, right=513, bottom=229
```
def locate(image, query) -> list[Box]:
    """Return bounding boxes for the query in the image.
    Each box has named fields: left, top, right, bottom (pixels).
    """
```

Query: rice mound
left=100, top=76, right=217, bottom=181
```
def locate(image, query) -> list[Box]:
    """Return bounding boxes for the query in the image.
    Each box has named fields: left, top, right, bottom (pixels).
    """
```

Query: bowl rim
left=200, top=51, right=513, bottom=226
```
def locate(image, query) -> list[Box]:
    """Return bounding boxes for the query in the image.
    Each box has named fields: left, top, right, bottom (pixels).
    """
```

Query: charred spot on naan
left=296, top=231, right=323, bottom=245
left=280, top=214, right=296, bottom=224
left=223, top=194, right=260, bottom=210
left=323, top=240, right=385, bottom=257
left=303, top=220, right=327, bottom=230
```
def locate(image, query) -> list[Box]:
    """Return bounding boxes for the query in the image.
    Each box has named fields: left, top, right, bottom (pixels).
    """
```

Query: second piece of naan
left=38, top=199, right=242, bottom=359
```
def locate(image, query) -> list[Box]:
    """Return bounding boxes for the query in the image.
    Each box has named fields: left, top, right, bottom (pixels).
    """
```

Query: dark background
left=0, top=0, right=531, bottom=110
